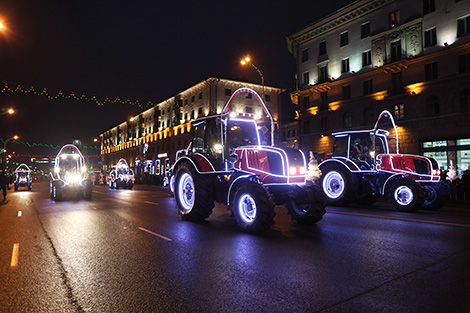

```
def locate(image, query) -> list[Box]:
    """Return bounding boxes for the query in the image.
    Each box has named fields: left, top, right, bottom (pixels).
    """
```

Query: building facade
left=287, top=0, right=470, bottom=176
left=100, top=77, right=284, bottom=180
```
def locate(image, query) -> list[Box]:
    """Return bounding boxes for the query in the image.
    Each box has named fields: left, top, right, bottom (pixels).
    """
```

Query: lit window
left=394, top=104, right=405, bottom=120
left=390, top=10, right=400, bottom=28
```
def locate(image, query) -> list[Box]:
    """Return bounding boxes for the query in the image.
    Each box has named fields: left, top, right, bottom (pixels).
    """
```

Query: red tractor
left=319, top=110, right=450, bottom=212
left=171, top=88, right=325, bottom=234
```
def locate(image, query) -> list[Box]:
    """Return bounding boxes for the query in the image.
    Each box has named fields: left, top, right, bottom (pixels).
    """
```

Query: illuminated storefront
left=423, top=139, right=470, bottom=177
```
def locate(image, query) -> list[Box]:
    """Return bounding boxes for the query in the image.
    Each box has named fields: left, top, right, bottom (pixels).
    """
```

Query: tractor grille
left=413, top=159, right=430, bottom=175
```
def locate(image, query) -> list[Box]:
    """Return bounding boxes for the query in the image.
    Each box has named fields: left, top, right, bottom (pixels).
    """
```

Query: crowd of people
left=441, top=169, right=470, bottom=203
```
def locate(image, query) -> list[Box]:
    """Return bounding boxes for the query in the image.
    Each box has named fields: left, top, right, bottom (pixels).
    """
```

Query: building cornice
left=288, top=0, right=393, bottom=50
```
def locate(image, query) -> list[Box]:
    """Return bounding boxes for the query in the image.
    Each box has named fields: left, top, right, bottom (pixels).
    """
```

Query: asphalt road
left=1, top=181, right=469, bottom=313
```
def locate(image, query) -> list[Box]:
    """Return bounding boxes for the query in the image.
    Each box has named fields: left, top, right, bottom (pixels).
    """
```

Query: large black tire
left=388, top=178, right=424, bottom=212
left=174, top=162, right=214, bottom=221
left=83, top=185, right=92, bottom=200
left=319, top=163, right=357, bottom=206
left=232, top=182, right=275, bottom=234
left=422, top=184, right=448, bottom=211
left=286, top=201, right=326, bottom=224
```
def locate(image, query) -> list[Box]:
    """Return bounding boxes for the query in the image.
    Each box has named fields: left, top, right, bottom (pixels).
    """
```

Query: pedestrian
left=0, top=170, right=7, bottom=201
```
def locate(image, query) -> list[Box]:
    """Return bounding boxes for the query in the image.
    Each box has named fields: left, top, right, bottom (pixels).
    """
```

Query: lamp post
left=240, top=56, right=265, bottom=99
left=2, top=135, right=18, bottom=170
left=0, top=108, right=15, bottom=116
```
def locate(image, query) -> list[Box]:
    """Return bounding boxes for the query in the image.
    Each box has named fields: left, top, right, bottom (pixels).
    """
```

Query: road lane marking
left=144, top=201, right=159, bottom=205
left=138, top=227, right=172, bottom=241
left=18, top=211, right=22, bottom=217
left=10, top=243, right=19, bottom=267
left=328, top=210, right=470, bottom=228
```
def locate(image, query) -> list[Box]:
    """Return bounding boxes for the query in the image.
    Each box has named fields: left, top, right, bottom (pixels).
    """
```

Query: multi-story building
left=100, top=77, right=284, bottom=179
left=287, top=0, right=470, bottom=176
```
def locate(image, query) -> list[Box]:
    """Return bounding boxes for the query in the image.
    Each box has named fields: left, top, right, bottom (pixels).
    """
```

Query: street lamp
left=0, top=108, right=15, bottom=116
left=240, top=56, right=265, bottom=99
left=2, top=135, right=18, bottom=170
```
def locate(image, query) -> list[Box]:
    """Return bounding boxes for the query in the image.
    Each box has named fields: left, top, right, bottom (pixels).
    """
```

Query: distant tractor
left=14, top=163, right=32, bottom=191
left=319, top=110, right=449, bottom=212
left=171, top=88, right=325, bottom=234
left=108, top=158, right=135, bottom=189
left=50, top=144, right=93, bottom=200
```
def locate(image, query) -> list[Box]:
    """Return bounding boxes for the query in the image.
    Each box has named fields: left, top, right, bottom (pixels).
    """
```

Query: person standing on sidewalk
left=0, top=170, right=7, bottom=201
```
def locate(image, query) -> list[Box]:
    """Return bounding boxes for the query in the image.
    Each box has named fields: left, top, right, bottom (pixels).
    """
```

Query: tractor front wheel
left=232, top=182, right=275, bottom=234
left=389, top=178, right=424, bottom=212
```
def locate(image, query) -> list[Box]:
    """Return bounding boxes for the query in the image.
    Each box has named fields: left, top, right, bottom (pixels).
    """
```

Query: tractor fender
left=382, top=173, right=406, bottom=195
left=226, top=174, right=263, bottom=206
left=319, top=158, right=360, bottom=172
left=173, top=155, right=214, bottom=175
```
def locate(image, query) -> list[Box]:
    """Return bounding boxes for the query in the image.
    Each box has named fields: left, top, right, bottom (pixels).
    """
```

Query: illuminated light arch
left=222, top=87, right=274, bottom=146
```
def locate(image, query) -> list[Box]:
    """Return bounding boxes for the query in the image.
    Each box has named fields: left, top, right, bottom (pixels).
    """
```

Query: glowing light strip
left=0, top=82, right=155, bottom=109
left=0, top=138, right=100, bottom=150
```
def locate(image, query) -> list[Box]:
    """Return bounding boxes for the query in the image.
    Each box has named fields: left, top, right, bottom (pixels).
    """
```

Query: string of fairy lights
left=0, top=82, right=156, bottom=109
left=11, top=153, right=100, bottom=158
left=0, top=138, right=100, bottom=150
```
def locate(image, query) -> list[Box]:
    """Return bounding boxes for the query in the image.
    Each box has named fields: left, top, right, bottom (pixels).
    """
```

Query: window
left=340, top=31, right=349, bottom=47
left=423, top=0, right=435, bottom=14
left=363, top=79, right=373, bottom=95
left=191, top=110, right=195, bottom=119
left=191, top=95, right=195, bottom=103
left=321, top=117, right=328, bottom=131
left=391, top=72, right=403, bottom=95
left=361, top=22, right=370, bottom=39
left=390, top=10, right=400, bottom=28
left=424, top=28, right=437, bottom=47
left=198, top=107, right=203, bottom=116
left=301, top=49, right=309, bottom=62
left=341, top=58, right=350, bottom=73
left=426, top=96, right=440, bottom=116
left=343, top=112, right=352, bottom=128
left=459, top=53, right=470, bottom=73
left=246, top=93, right=252, bottom=99
left=225, top=88, right=231, bottom=96
left=319, top=65, right=328, bottom=82
left=184, top=99, right=188, bottom=105
left=303, top=72, right=310, bottom=85
left=303, top=96, right=310, bottom=108
left=245, top=106, right=253, bottom=113
left=319, top=41, right=327, bottom=55
left=457, top=15, right=470, bottom=37
left=461, top=89, right=470, bottom=111
left=321, top=91, right=328, bottom=105
left=342, top=85, right=351, bottom=100
left=391, top=41, right=402, bottom=62
left=394, top=104, right=405, bottom=120
left=265, top=94, right=271, bottom=102
left=303, top=120, right=311, bottom=134
left=199, top=92, right=203, bottom=99
left=425, top=62, right=438, bottom=80
left=362, top=50, right=371, bottom=66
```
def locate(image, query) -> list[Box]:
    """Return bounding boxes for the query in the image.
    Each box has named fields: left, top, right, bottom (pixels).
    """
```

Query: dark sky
left=0, top=0, right=353, bottom=155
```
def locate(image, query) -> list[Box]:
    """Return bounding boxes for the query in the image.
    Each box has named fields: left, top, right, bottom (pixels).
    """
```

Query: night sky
left=0, top=0, right=353, bottom=157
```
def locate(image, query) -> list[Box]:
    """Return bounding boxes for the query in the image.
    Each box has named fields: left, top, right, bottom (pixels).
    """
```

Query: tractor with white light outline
left=319, top=110, right=450, bottom=212
left=108, top=158, right=135, bottom=189
left=14, top=163, right=32, bottom=191
left=50, top=144, right=93, bottom=201
left=171, top=88, right=325, bottom=234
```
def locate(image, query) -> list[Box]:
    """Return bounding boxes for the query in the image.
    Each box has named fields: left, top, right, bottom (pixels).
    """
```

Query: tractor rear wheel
left=174, top=163, right=214, bottom=221
left=320, top=163, right=357, bottom=206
